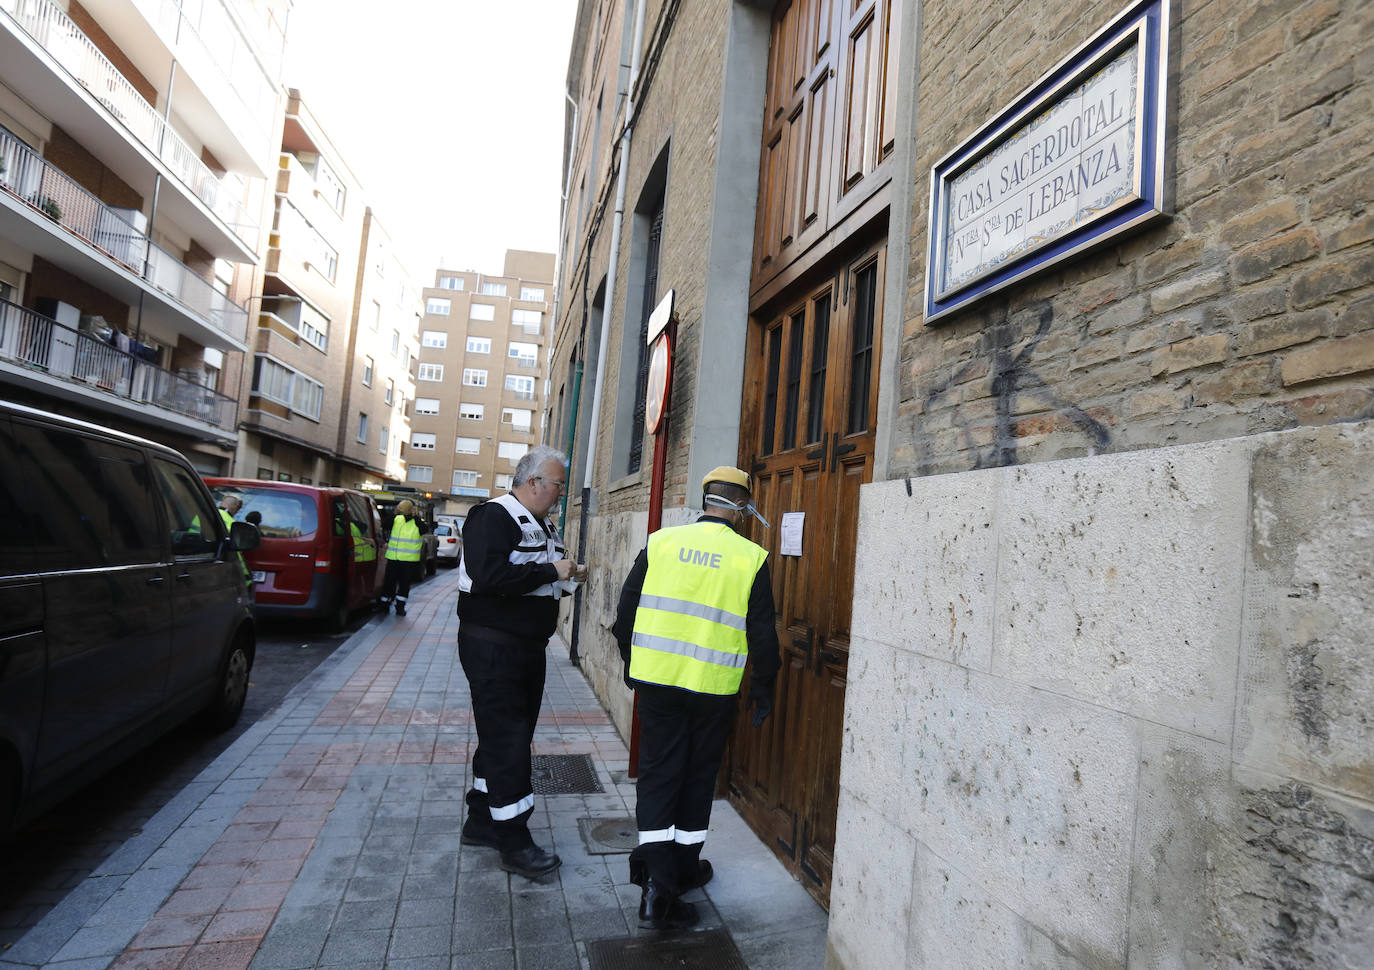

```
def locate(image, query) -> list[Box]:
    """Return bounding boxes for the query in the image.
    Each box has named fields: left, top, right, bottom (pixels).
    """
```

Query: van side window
left=152, top=459, right=220, bottom=559
left=11, top=422, right=161, bottom=569
left=0, top=418, right=36, bottom=576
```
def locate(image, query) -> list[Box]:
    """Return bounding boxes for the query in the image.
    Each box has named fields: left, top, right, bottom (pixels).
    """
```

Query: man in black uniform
left=614, top=466, right=781, bottom=929
left=456, top=445, right=587, bottom=879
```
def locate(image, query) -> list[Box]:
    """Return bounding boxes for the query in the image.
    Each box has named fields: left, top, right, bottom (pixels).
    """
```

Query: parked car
left=204, top=478, right=385, bottom=630
left=0, top=401, right=259, bottom=832
left=434, top=521, right=461, bottom=566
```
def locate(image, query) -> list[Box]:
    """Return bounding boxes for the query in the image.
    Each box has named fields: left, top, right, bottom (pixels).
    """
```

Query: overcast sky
left=280, top=0, right=577, bottom=284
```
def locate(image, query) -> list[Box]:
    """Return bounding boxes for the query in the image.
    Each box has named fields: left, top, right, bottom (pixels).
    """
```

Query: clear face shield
left=703, top=493, right=771, bottom=529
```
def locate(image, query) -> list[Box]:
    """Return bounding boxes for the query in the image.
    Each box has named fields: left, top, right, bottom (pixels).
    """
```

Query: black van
left=0, top=401, right=260, bottom=831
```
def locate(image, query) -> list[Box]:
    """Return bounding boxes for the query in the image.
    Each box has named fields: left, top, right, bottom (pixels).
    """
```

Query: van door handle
left=146, top=576, right=165, bottom=586
left=174, top=572, right=192, bottom=581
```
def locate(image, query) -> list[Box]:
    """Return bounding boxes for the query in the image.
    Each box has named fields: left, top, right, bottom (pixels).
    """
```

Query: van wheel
left=202, top=636, right=251, bottom=732
left=327, top=598, right=350, bottom=633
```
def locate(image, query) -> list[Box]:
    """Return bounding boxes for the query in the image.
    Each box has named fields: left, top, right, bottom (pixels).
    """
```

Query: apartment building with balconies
left=335, top=206, right=419, bottom=489
left=410, top=250, right=553, bottom=516
left=0, top=0, right=288, bottom=471
left=236, top=88, right=363, bottom=485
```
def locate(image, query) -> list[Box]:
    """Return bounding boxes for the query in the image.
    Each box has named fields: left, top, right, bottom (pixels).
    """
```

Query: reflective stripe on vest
left=386, top=516, right=423, bottom=561
left=456, top=492, right=566, bottom=597
left=629, top=521, right=767, bottom=695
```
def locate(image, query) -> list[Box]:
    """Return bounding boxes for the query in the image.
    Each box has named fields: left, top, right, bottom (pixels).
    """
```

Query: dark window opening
left=782, top=311, right=805, bottom=451
left=629, top=201, right=664, bottom=473
left=806, top=294, right=831, bottom=444
left=761, top=325, right=782, bottom=455
left=847, top=263, right=877, bottom=435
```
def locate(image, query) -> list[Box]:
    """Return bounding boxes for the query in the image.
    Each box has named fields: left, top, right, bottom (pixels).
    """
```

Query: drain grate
left=530, top=754, right=604, bottom=794
left=577, top=815, right=637, bottom=854
left=587, top=929, right=747, bottom=970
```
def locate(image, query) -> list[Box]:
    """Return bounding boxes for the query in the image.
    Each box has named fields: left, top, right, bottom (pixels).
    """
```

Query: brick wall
left=892, top=0, right=1373, bottom=478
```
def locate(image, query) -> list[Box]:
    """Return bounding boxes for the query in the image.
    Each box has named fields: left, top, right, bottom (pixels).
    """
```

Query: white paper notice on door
left=780, top=512, right=804, bottom=556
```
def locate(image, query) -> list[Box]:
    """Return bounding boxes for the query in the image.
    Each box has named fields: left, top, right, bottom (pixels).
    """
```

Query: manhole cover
left=530, top=754, right=603, bottom=794
left=577, top=816, right=637, bottom=854
left=587, top=929, right=746, bottom=970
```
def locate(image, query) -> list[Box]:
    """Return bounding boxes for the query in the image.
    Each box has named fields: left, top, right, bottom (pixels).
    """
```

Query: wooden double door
left=728, top=239, right=885, bottom=907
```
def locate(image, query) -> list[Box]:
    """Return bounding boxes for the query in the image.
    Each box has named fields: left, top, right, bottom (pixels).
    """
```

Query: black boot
left=638, top=878, right=699, bottom=931
left=499, top=843, right=561, bottom=879
left=681, top=859, right=713, bottom=890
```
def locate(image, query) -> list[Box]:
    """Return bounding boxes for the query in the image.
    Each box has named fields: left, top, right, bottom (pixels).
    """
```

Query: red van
left=205, top=479, right=385, bottom=630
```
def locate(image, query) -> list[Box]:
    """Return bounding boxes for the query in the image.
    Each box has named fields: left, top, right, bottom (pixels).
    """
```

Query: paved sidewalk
left=1, top=569, right=827, bottom=970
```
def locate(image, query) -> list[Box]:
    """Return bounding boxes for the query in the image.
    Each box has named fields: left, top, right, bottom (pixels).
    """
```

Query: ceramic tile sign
left=925, top=0, right=1172, bottom=323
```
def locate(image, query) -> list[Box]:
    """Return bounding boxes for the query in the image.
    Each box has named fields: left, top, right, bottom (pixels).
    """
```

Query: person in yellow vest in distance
left=217, top=494, right=252, bottom=590
left=351, top=518, right=376, bottom=564
left=613, top=465, right=781, bottom=931
left=379, top=499, right=423, bottom=616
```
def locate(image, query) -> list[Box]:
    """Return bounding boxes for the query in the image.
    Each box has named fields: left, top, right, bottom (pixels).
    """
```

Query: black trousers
left=459, top=626, right=548, bottom=851
left=630, top=683, right=736, bottom=895
left=380, top=558, right=417, bottom=604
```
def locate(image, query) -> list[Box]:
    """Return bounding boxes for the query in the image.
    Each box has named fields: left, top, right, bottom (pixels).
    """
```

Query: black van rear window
left=211, top=487, right=317, bottom=539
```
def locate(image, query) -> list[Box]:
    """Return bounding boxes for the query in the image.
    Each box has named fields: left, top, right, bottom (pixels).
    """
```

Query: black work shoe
left=682, top=859, right=713, bottom=890
left=460, top=821, right=500, bottom=849
left=394, top=602, right=406, bottom=616
left=499, top=844, right=562, bottom=879
left=638, top=879, right=699, bottom=931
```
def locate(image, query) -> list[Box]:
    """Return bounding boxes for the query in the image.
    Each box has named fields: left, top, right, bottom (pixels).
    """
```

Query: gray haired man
left=455, top=446, right=587, bottom=878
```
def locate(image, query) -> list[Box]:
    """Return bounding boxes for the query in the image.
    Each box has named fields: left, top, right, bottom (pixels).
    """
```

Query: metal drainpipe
left=573, top=0, right=650, bottom=663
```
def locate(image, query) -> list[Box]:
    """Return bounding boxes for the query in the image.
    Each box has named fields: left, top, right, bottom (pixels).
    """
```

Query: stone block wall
left=826, top=422, right=1373, bottom=969
left=891, top=0, right=1373, bottom=479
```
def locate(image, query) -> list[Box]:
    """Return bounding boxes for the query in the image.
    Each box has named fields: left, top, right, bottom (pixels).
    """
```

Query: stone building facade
left=551, top=0, right=1372, bottom=966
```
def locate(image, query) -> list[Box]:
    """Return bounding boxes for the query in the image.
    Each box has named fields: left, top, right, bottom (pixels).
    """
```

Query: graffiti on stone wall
left=919, top=303, right=1111, bottom=470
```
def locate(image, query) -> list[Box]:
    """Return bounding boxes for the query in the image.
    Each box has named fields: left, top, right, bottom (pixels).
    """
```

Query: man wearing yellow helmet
left=379, top=498, right=422, bottom=616
left=613, top=465, right=780, bottom=930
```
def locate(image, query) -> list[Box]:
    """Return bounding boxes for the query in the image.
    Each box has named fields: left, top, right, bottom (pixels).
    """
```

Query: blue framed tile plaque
left=925, top=0, right=1173, bottom=323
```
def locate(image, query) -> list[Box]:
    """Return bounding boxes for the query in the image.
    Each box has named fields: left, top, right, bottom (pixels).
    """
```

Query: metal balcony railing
left=137, top=0, right=280, bottom=137
left=0, top=126, right=249, bottom=344
left=0, top=297, right=238, bottom=432
left=0, top=0, right=260, bottom=250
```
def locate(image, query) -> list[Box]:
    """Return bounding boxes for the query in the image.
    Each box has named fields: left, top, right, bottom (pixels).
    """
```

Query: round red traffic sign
left=645, top=333, right=672, bottom=435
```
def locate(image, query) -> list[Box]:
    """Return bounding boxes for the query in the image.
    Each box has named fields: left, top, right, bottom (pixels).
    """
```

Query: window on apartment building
left=418, top=363, right=444, bottom=382
left=357, top=412, right=369, bottom=443
left=369, top=300, right=381, bottom=331
left=426, top=298, right=451, bottom=315
left=519, top=286, right=545, bottom=302
left=453, top=470, right=479, bottom=489
left=253, top=356, right=324, bottom=421
left=385, top=378, right=394, bottom=405
left=455, top=437, right=481, bottom=455
left=470, top=303, right=496, bottom=322
left=409, top=465, right=433, bottom=484
left=391, top=329, right=401, bottom=356
left=362, top=356, right=374, bottom=385
left=300, top=303, right=329, bottom=352
left=495, top=473, right=513, bottom=492
left=497, top=442, right=528, bottom=463
left=459, top=403, right=484, bottom=421
left=502, top=408, right=533, bottom=432
left=504, top=375, right=535, bottom=400
left=411, top=432, right=437, bottom=451
left=511, top=309, right=542, bottom=335
left=616, top=147, right=668, bottom=477
left=416, top=398, right=440, bottom=415
left=507, top=342, right=538, bottom=368
left=314, top=155, right=346, bottom=215
left=479, top=282, right=507, bottom=296
left=467, top=336, right=491, bottom=354
left=422, top=330, right=448, bottom=348
left=463, top=368, right=488, bottom=387
left=203, top=347, right=223, bottom=392
left=379, top=425, right=389, bottom=455
left=439, top=276, right=464, bottom=290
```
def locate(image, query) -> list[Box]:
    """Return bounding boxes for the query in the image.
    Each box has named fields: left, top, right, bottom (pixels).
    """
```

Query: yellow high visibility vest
left=352, top=521, right=376, bottom=562
left=386, top=516, right=423, bottom=562
left=219, top=508, right=250, bottom=581
left=630, top=521, right=768, bottom=695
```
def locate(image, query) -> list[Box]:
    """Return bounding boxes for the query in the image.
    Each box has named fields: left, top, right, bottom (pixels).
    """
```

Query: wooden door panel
left=841, top=9, right=878, bottom=193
